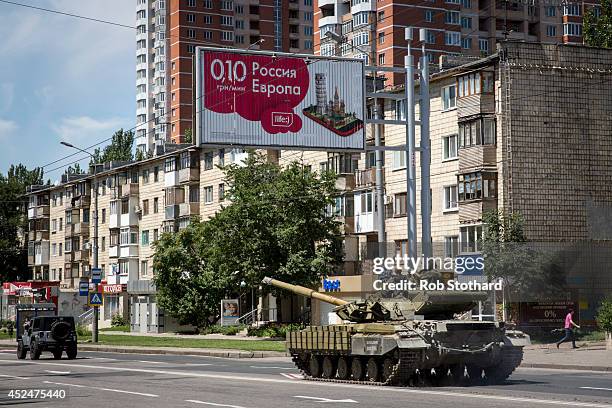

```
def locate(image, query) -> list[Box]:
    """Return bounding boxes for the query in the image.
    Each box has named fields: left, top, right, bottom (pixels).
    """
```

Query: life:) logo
left=203, top=52, right=309, bottom=134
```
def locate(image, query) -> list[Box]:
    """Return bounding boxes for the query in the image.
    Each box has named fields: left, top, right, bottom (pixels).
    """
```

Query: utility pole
left=419, top=29, right=432, bottom=263
left=60, top=142, right=99, bottom=343
left=405, top=28, right=418, bottom=261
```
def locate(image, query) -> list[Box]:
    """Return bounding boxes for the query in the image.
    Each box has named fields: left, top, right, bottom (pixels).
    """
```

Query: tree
left=184, top=128, right=193, bottom=144
left=90, top=129, right=134, bottom=165
left=584, top=0, right=612, bottom=48
left=153, top=153, right=342, bottom=327
left=0, top=165, right=44, bottom=283
left=64, top=163, right=84, bottom=176
left=482, top=210, right=567, bottom=320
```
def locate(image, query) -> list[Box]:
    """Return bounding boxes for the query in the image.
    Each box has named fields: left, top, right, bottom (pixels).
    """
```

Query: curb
left=520, top=363, right=612, bottom=372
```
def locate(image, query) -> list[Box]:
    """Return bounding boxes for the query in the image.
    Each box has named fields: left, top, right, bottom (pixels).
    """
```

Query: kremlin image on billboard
left=302, top=73, right=364, bottom=137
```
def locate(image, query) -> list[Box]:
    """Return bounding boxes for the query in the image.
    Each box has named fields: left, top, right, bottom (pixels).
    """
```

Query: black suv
left=17, top=316, right=78, bottom=360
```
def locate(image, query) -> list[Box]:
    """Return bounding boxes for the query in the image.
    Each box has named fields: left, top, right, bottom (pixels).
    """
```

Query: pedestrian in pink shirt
left=556, top=308, right=580, bottom=349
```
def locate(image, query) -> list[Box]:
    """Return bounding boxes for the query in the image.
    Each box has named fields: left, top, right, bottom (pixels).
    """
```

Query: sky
left=0, top=0, right=135, bottom=181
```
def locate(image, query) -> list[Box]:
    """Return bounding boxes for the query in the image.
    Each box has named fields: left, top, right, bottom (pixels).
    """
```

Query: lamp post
left=60, top=141, right=99, bottom=343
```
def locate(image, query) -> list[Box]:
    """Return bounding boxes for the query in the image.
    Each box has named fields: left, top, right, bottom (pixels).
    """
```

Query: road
left=0, top=349, right=611, bottom=407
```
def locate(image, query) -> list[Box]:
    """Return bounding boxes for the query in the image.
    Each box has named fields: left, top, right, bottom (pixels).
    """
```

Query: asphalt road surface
left=0, top=349, right=611, bottom=407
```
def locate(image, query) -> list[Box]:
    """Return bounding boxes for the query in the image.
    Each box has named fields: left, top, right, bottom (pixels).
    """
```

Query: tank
left=262, top=277, right=530, bottom=386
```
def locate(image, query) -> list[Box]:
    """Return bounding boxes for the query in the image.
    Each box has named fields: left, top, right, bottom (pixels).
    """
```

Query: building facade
left=314, top=0, right=601, bottom=86
left=135, top=0, right=315, bottom=154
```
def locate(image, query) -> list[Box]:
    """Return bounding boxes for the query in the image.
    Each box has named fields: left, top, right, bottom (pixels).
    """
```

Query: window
left=187, top=28, right=195, bottom=38
left=352, top=31, right=369, bottom=46
left=221, top=31, right=234, bottom=41
left=458, top=117, right=496, bottom=147
left=189, top=185, right=200, bottom=203
left=154, top=197, right=159, bottom=213
left=563, top=4, right=581, bottom=16
left=353, top=12, right=369, bottom=27
left=462, top=36, right=472, bottom=49
left=444, top=236, right=459, bottom=258
left=546, top=25, right=556, bottom=36
left=443, top=134, right=458, bottom=160
left=445, top=31, right=460, bottom=46
left=203, top=31, right=212, bottom=40
left=457, top=172, right=497, bottom=201
left=394, top=193, right=407, bottom=216
left=392, top=151, right=406, bottom=169
left=142, top=199, right=149, bottom=215
left=187, top=0, right=196, bottom=6
left=441, top=85, right=456, bottom=110
left=186, top=13, right=195, bottom=23
left=120, top=228, right=138, bottom=245
left=153, top=229, right=159, bottom=242
left=304, top=11, right=313, bottom=21
left=461, top=16, right=472, bottom=29
left=396, top=99, right=406, bottom=121
left=461, top=0, right=471, bottom=7
left=204, top=15, right=212, bottom=24
left=479, top=38, right=489, bottom=52
left=377, top=11, right=384, bottom=22
left=221, top=0, right=233, bottom=10
left=204, top=152, right=213, bottom=170
left=460, top=225, right=482, bottom=253
left=141, top=260, right=148, bottom=277
left=204, top=186, right=213, bottom=203
left=425, top=10, right=434, bottom=22
left=203, top=0, right=212, bottom=7
left=443, top=185, right=458, bottom=210
left=154, top=166, right=159, bottom=182
left=59, top=243, right=62, bottom=255
left=378, top=53, right=385, bottom=66
left=101, top=236, right=106, bottom=251
left=52, top=219, right=57, bottom=232
left=218, top=149, right=225, bottom=166
left=545, top=6, right=556, bottom=16
left=141, top=230, right=150, bottom=246
left=188, top=44, right=195, bottom=53
left=219, top=183, right=225, bottom=201
left=378, top=32, right=385, bottom=44
left=235, top=4, right=244, bottom=13
left=444, top=11, right=459, bottom=24
left=360, top=191, right=374, bottom=213
left=119, top=260, right=129, bottom=276
left=563, top=23, right=582, bottom=36
left=51, top=243, right=57, bottom=256
left=121, top=199, right=129, bottom=215
left=221, top=16, right=233, bottom=26
left=426, top=30, right=436, bottom=44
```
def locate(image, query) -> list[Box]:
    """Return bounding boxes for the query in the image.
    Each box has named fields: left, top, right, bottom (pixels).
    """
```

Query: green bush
left=200, top=324, right=245, bottom=335
left=111, top=313, right=127, bottom=327
left=596, top=297, right=612, bottom=333
left=247, top=323, right=304, bottom=338
left=76, top=324, right=91, bottom=337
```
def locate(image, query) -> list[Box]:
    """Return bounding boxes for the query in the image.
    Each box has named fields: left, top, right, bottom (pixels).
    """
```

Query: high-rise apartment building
left=314, top=0, right=600, bottom=86
left=135, top=0, right=315, bottom=154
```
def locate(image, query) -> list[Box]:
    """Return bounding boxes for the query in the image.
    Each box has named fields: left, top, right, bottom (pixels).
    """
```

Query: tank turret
left=262, top=277, right=488, bottom=322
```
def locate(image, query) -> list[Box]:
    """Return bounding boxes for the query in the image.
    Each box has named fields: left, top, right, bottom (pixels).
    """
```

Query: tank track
left=291, top=350, right=421, bottom=387
left=484, top=346, right=523, bottom=383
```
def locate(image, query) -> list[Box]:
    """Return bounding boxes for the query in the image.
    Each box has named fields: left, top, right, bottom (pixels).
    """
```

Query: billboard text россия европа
left=196, top=48, right=365, bottom=150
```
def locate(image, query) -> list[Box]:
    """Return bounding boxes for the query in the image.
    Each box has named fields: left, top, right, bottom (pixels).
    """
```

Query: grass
left=100, top=325, right=130, bottom=332
left=79, top=334, right=286, bottom=352
left=0, top=332, right=13, bottom=340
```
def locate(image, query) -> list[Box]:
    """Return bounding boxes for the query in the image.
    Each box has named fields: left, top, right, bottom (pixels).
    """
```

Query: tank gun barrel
left=262, top=277, right=348, bottom=306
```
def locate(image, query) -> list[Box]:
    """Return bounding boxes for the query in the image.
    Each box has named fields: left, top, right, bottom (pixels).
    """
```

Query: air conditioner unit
left=134, top=205, right=142, bottom=215
left=385, top=195, right=393, bottom=205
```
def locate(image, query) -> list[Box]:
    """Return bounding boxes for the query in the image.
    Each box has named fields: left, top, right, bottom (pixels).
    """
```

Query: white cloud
left=0, top=118, right=18, bottom=141
left=52, top=116, right=127, bottom=146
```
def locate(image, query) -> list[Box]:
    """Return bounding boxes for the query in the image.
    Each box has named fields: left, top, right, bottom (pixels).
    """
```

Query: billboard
left=220, top=299, right=240, bottom=326
left=195, top=47, right=365, bottom=151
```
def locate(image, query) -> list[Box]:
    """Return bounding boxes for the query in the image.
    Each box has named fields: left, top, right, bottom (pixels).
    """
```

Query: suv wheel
left=66, top=345, right=77, bottom=360
left=53, top=350, right=63, bottom=360
left=30, top=339, right=41, bottom=360
left=16, top=341, right=27, bottom=360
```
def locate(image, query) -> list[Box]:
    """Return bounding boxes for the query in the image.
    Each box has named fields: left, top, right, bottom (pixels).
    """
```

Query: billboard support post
left=419, top=29, right=432, bottom=263
left=373, top=70, right=386, bottom=256
left=405, top=28, right=418, bottom=261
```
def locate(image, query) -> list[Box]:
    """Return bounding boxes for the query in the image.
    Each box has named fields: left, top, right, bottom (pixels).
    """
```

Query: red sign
left=101, top=284, right=126, bottom=294
left=203, top=51, right=308, bottom=134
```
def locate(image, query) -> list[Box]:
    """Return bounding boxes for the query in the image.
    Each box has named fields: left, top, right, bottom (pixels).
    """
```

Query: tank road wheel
left=366, top=358, right=380, bottom=382
left=467, top=365, right=483, bottom=385
left=381, top=358, right=395, bottom=384
left=351, top=358, right=365, bottom=381
left=309, top=355, right=322, bottom=378
left=337, top=357, right=350, bottom=380
left=483, top=346, right=524, bottom=385
left=322, top=356, right=337, bottom=379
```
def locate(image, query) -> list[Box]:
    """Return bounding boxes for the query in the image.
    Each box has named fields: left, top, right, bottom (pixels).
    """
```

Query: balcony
left=28, top=255, right=35, bottom=266
left=121, top=183, right=139, bottom=197
left=351, top=0, right=375, bottom=13
left=73, top=249, right=89, bottom=262
left=35, top=230, right=50, bottom=241
left=27, top=207, right=36, bottom=219
left=119, top=245, right=139, bottom=258
left=337, top=216, right=355, bottom=234
left=179, top=167, right=199, bottom=184
left=71, top=222, right=90, bottom=236
left=458, top=199, right=497, bottom=224
left=109, top=212, right=119, bottom=229
left=64, top=252, right=74, bottom=263
left=109, top=245, right=119, bottom=258
left=458, top=145, right=497, bottom=172
left=355, top=168, right=381, bottom=189
left=354, top=211, right=380, bottom=234
left=165, top=170, right=179, bottom=187
left=165, top=204, right=179, bottom=220
left=179, top=202, right=200, bottom=217
left=335, top=174, right=356, bottom=191
left=457, top=93, right=495, bottom=118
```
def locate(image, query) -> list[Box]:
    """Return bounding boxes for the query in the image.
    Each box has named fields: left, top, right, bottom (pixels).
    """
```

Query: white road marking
left=0, top=349, right=16, bottom=353
left=0, top=374, right=30, bottom=380
left=185, top=400, right=247, bottom=408
left=250, top=366, right=294, bottom=370
left=295, top=395, right=358, bottom=403
left=580, top=387, right=612, bottom=392
left=45, top=370, right=71, bottom=375
left=88, top=357, right=118, bottom=361
left=43, top=380, right=159, bottom=397
left=4, top=359, right=611, bottom=408
left=281, top=373, right=304, bottom=379
left=135, top=360, right=167, bottom=364
left=184, top=363, right=214, bottom=366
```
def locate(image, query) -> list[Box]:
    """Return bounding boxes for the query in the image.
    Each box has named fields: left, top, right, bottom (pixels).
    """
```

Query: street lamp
left=60, top=141, right=100, bottom=343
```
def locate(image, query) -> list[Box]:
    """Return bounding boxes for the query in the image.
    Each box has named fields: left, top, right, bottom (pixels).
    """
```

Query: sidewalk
left=99, top=331, right=283, bottom=341
left=522, top=341, right=612, bottom=372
